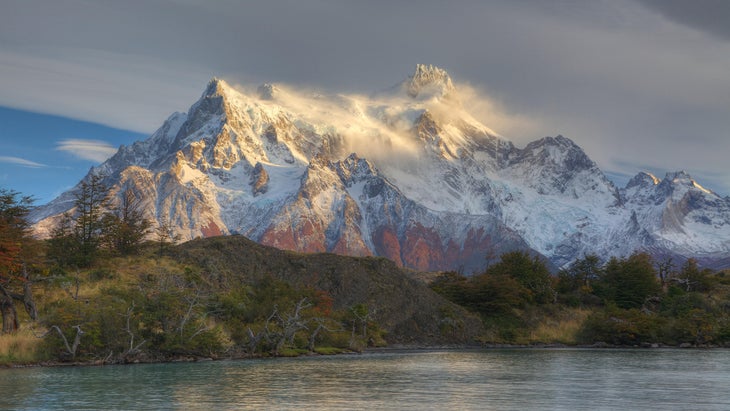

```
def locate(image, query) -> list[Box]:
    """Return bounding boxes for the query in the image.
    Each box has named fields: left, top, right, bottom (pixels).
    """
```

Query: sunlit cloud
left=56, top=139, right=117, bottom=163
left=0, top=156, right=47, bottom=168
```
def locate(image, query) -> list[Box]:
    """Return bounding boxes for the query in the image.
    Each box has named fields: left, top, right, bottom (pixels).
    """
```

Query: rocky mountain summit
left=30, top=65, right=730, bottom=271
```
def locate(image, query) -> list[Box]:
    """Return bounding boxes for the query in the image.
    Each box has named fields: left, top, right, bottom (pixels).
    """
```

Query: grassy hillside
left=1, top=236, right=484, bottom=365
left=173, top=235, right=485, bottom=344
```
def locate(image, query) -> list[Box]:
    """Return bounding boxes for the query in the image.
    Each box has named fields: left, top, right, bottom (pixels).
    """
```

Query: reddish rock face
left=369, top=224, right=506, bottom=272
left=201, top=221, right=223, bottom=237
left=330, top=234, right=372, bottom=257
left=444, top=228, right=495, bottom=272
left=372, top=226, right=403, bottom=267
left=261, top=218, right=327, bottom=254
left=401, top=223, right=445, bottom=271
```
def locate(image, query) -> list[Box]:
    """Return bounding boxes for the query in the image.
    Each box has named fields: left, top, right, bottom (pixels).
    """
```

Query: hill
left=172, top=235, right=485, bottom=345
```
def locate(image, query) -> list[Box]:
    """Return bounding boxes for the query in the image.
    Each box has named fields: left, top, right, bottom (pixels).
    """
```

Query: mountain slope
left=30, top=65, right=730, bottom=270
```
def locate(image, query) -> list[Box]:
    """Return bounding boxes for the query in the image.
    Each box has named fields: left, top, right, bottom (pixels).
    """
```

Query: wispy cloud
left=0, top=156, right=47, bottom=168
left=56, top=139, right=117, bottom=163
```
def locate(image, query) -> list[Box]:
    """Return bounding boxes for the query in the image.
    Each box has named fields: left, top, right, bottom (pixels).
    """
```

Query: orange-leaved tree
left=0, top=188, right=38, bottom=333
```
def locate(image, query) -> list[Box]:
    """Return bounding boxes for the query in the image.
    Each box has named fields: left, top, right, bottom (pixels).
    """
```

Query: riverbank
left=6, top=341, right=730, bottom=370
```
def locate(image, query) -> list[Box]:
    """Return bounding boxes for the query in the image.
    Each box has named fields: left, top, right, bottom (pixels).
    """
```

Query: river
left=1, top=348, right=729, bottom=410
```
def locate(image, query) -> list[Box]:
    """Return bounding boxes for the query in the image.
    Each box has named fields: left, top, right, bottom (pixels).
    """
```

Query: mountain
left=30, top=64, right=730, bottom=271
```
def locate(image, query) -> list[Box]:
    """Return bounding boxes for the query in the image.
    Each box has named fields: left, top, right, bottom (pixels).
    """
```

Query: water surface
left=1, top=349, right=728, bottom=410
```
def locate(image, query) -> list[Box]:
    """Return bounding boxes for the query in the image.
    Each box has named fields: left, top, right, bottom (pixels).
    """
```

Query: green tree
left=73, top=173, right=110, bottom=265
left=557, top=254, right=603, bottom=306
left=48, top=174, right=111, bottom=267
left=558, top=254, right=602, bottom=293
left=103, top=187, right=151, bottom=255
left=598, top=253, right=660, bottom=309
left=673, top=259, right=714, bottom=292
left=486, top=251, right=554, bottom=304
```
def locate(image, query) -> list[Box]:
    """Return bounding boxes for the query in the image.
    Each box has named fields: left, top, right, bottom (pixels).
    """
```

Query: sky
left=1, top=0, right=729, bottom=204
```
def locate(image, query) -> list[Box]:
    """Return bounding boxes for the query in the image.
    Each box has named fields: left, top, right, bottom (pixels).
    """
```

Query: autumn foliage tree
left=0, top=188, right=38, bottom=333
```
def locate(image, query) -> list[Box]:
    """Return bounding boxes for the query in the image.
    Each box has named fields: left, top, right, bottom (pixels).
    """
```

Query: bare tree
left=657, top=257, right=674, bottom=292
left=307, top=317, right=338, bottom=352
left=40, top=325, right=85, bottom=360
left=121, top=302, right=146, bottom=359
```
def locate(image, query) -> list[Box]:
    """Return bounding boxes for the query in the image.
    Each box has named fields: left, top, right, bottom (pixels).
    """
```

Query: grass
left=527, top=307, right=591, bottom=345
left=0, top=329, right=45, bottom=365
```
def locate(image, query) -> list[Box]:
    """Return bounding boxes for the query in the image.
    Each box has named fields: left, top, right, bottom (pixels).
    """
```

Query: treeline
left=46, top=174, right=172, bottom=268
left=431, top=251, right=730, bottom=346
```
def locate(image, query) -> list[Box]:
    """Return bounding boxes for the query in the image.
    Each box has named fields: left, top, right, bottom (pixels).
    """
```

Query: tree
left=657, top=257, right=674, bottom=292
left=486, top=251, right=554, bottom=304
left=558, top=254, right=602, bottom=292
left=557, top=254, right=603, bottom=306
left=0, top=188, right=38, bottom=333
left=48, top=174, right=111, bottom=267
left=598, top=253, right=660, bottom=309
left=72, top=173, right=110, bottom=266
left=673, top=259, right=714, bottom=292
left=155, top=216, right=181, bottom=256
left=104, top=187, right=151, bottom=255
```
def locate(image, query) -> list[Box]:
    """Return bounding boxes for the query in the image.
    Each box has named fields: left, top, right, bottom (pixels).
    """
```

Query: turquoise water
left=1, top=349, right=729, bottom=410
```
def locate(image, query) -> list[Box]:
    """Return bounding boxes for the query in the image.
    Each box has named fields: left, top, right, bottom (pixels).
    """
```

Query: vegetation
left=1, top=185, right=481, bottom=365
left=431, top=252, right=730, bottom=346
left=3, top=182, right=730, bottom=366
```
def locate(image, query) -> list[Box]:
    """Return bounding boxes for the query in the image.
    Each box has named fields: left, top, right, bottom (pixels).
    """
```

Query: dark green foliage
left=102, top=187, right=151, bottom=256
left=48, top=178, right=152, bottom=267
left=576, top=254, right=730, bottom=346
left=431, top=251, right=553, bottom=319
left=596, top=253, right=660, bottom=309
left=557, top=255, right=603, bottom=307
left=71, top=174, right=110, bottom=267
left=47, top=174, right=110, bottom=268
left=430, top=249, right=730, bottom=346
left=485, top=251, right=554, bottom=304
left=430, top=252, right=555, bottom=343
left=578, top=306, right=664, bottom=345
left=173, top=236, right=485, bottom=345
left=431, top=270, right=526, bottom=317
left=672, top=259, right=715, bottom=293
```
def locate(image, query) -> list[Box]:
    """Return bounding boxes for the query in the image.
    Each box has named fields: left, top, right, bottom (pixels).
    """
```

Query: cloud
left=0, top=156, right=46, bottom=168
left=1, top=0, right=730, bottom=198
left=635, top=0, right=730, bottom=41
left=56, top=139, right=117, bottom=163
left=0, top=48, right=208, bottom=133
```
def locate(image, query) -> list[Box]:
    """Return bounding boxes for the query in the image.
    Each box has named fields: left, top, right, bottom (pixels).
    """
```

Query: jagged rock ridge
left=30, top=65, right=730, bottom=270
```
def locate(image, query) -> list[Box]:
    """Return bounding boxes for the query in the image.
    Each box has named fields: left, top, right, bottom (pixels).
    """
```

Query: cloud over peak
left=56, top=139, right=117, bottom=163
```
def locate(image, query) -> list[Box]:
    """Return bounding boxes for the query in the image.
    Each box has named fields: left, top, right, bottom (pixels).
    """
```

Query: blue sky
left=0, top=107, right=145, bottom=204
left=1, top=0, right=729, bottom=204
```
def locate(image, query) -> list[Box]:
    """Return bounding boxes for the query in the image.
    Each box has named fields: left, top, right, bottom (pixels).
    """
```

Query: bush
left=578, top=306, right=664, bottom=345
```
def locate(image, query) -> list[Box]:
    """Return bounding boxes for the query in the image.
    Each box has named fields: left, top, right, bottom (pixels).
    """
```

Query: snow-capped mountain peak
left=29, top=67, right=730, bottom=271
left=626, top=171, right=660, bottom=190
left=404, top=64, right=456, bottom=100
